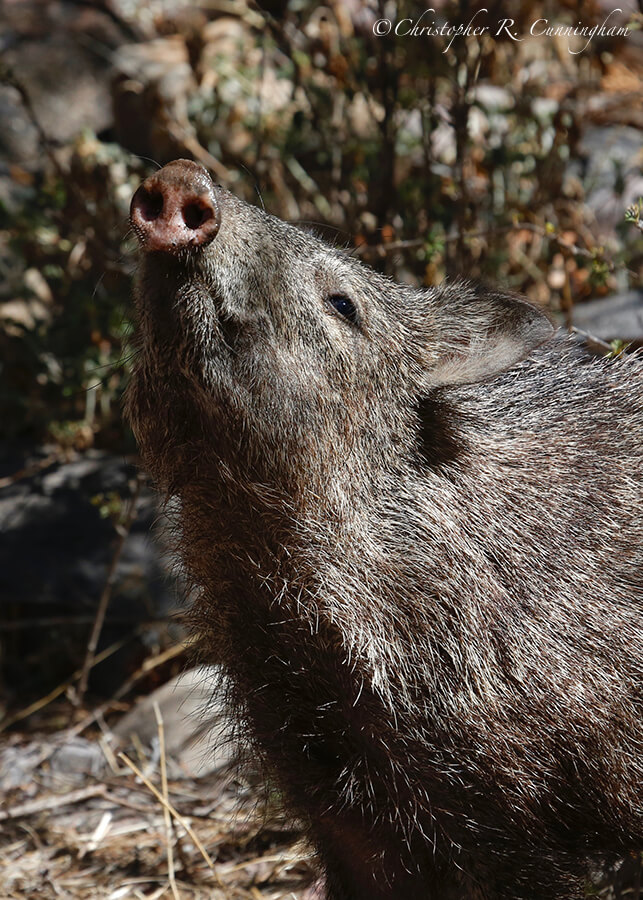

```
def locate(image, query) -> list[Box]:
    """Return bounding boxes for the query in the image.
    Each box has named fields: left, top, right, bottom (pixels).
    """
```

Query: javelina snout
left=130, top=159, right=221, bottom=253
left=126, top=160, right=643, bottom=900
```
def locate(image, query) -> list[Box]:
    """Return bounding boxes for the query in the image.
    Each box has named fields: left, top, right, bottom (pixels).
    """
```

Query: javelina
left=126, top=159, right=643, bottom=900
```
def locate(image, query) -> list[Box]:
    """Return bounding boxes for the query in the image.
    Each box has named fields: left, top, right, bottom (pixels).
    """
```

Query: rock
left=113, top=665, right=237, bottom=778
left=111, top=36, right=196, bottom=163
left=0, top=447, right=179, bottom=700
left=572, top=290, right=643, bottom=344
left=575, top=127, right=643, bottom=233
left=1, top=2, right=128, bottom=149
left=0, top=741, right=44, bottom=792
left=48, top=738, right=106, bottom=789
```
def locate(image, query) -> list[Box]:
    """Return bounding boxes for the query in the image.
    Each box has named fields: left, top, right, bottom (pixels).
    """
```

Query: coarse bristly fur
left=126, top=160, right=643, bottom=900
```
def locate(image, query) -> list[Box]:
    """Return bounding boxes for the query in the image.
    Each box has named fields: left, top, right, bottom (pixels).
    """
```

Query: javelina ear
left=425, top=285, right=554, bottom=387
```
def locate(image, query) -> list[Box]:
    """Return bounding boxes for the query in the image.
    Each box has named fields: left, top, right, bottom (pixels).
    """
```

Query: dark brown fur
left=126, top=160, right=643, bottom=900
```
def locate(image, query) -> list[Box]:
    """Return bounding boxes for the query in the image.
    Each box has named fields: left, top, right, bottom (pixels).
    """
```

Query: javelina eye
left=326, top=294, right=359, bottom=326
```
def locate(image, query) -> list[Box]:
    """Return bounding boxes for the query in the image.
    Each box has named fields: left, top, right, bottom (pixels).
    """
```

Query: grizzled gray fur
left=126, top=159, right=643, bottom=900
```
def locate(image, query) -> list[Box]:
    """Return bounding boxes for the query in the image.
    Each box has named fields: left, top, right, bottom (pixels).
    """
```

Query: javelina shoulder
left=126, top=159, right=643, bottom=900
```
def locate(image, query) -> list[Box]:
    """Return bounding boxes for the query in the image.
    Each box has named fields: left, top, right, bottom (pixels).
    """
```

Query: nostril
left=137, top=189, right=164, bottom=222
left=130, top=161, right=220, bottom=253
left=183, top=202, right=214, bottom=230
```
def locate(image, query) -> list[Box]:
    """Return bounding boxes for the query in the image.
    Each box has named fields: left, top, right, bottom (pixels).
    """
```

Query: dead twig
left=154, top=701, right=181, bottom=900
left=0, top=451, right=64, bottom=491
left=118, top=752, right=223, bottom=886
left=569, top=327, right=614, bottom=354
left=0, top=786, right=107, bottom=822
left=69, top=642, right=188, bottom=741
left=355, top=221, right=637, bottom=279
left=0, top=636, right=132, bottom=733
left=76, top=473, right=145, bottom=707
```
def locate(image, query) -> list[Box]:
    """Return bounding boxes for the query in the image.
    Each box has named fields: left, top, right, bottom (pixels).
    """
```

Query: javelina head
left=127, top=159, right=552, bottom=499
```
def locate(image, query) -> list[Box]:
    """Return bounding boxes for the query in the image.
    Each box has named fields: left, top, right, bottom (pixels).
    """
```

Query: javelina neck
left=127, top=359, right=458, bottom=706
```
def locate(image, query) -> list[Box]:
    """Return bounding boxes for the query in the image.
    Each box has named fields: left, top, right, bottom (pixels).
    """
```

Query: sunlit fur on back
left=127, top=166, right=643, bottom=900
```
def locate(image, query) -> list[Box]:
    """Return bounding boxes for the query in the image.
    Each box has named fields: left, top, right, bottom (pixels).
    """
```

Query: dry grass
left=0, top=702, right=316, bottom=900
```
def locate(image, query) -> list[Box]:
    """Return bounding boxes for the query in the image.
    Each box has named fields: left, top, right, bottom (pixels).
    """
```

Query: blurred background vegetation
left=1, top=0, right=642, bottom=449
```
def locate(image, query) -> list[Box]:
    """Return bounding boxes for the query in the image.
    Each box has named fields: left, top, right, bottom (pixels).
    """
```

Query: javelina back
left=126, top=159, right=643, bottom=900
